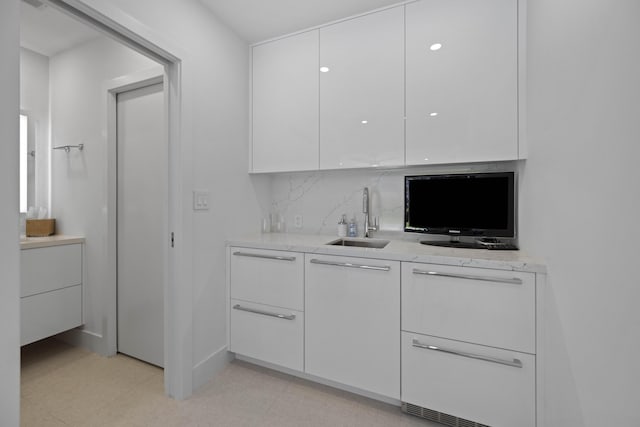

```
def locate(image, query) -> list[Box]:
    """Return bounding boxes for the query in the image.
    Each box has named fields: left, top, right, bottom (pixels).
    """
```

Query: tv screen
left=404, top=172, right=515, bottom=238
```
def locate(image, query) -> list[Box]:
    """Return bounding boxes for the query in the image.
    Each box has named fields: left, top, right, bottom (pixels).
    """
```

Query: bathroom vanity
left=20, top=235, right=84, bottom=346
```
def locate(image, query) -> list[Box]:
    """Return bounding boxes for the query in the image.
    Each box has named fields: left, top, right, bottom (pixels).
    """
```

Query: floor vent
left=401, top=402, right=492, bottom=427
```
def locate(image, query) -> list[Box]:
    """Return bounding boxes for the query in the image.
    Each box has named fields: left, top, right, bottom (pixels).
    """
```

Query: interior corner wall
left=0, top=0, right=21, bottom=425
left=49, top=35, right=157, bottom=351
left=520, top=0, right=640, bottom=425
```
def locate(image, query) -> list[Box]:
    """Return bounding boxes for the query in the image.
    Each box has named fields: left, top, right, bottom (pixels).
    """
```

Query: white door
left=117, top=82, right=165, bottom=367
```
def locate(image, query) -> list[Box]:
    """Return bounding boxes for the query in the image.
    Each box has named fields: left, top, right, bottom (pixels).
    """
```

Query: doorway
left=18, top=0, right=189, bottom=399
left=116, top=81, right=166, bottom=368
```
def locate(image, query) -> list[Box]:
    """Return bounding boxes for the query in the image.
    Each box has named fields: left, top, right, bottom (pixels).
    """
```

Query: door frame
left=46, top=0, right=193, bottom=399
left=107, top=68, right=165, bottom=366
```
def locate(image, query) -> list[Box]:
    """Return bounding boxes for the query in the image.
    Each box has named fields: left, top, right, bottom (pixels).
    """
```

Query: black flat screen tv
left=404, top=172, right=515, bottom=240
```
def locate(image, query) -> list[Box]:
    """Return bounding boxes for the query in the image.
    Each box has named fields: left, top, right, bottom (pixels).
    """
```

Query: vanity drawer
left=21, top=285, right=83, bottom=346
left=21, top=244, right=82, bottom=297
left=402, top=262, right=535, bottom=353
left=230, top=247, right=303, bottom=310
left=229, top=299, right=303, bottom=371
left=402, top=332, right=535, bottom=427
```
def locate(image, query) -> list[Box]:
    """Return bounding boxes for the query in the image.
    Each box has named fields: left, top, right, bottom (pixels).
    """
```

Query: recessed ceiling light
left=429, top=112, right=438, bottom=117
left=429, top=43, right=442, bottom=51
left=320, top=66, right=330, bottom=73
left=361, top=120, right=368, bottom=124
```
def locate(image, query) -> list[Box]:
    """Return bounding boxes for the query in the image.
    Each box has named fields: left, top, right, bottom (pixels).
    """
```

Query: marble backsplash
left=265, top=161, right=518, bottom=238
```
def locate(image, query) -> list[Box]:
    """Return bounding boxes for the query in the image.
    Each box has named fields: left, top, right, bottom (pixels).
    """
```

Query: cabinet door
left=402, top=332, right=535, bottom=427
left=21, top=285, right=83, bottom=346
left=252, top=30, right=319, bottom=172
left=21, top=244, right=82, bottom=297
left=402, top=262, right=535, bottom=353
left=230, top=299, right=303, bottom=371
left=305, top=254, right=400, bottom=399
left=406, top=0, right=518, bottom=165
left=230, top=247, right=304, bottom=311
left=319, top=7, right=404, bottom=169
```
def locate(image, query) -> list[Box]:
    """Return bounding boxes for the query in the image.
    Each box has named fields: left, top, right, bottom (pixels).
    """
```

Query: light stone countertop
left=227, top=233, right=546, bottom=274
left=20, top=235, right=85, bottom=250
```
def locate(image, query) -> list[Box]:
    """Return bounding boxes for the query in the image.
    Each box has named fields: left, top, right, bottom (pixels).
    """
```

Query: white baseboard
left=57, top=328, right=111, bottom=356
left=235, top=353, right=401, bottom=406
left=192, top=345, right=233, bottom=391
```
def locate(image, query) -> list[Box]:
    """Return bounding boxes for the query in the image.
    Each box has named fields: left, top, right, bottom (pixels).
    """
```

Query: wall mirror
left=19, top=112, right=36, bottom=213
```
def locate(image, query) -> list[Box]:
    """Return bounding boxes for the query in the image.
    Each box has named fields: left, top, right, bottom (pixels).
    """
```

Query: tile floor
left=21, top=339, right=436, bottom=426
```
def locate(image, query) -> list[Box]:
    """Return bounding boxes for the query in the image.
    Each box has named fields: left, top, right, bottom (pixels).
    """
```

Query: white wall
left=521, top=0, right=640, bottom=425
left=0, top=0, right=21, bottom=424
left=20, top=47, right=50, bottom=223
left=49, top=36, right=158, bottom=351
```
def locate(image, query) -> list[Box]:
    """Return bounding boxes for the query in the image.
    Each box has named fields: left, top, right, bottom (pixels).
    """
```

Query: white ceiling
left=20, top=1, right=101, bottom=57
left=198, top=0, right=405, bottom=44
left=19, top=0, right=405, bottom=56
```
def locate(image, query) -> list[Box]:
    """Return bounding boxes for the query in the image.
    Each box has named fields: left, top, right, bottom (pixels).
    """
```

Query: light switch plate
left=193, top=190, right=210, bottom=211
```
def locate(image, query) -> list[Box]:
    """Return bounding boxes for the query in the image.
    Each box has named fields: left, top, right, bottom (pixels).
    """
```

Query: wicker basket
left=26, top=219, right=56, bottom=237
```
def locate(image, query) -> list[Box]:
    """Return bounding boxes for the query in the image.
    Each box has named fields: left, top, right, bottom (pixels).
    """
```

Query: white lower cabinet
left=20, top=243, right=84, bottom=346
left=227, top=244, right=541, bottom=425
left=401, top=261, right=537, bottom=426
left=402, top=332, right=535, bottom=427
left=229, top=299, right=303, bottom=371
left=305, top=254, right=400, bottom=399
left=228, top=247, right=305, bottom=371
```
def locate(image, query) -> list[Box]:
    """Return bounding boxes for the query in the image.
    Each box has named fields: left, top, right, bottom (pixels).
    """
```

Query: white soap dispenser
left=338, top=215, right=347, bottom=237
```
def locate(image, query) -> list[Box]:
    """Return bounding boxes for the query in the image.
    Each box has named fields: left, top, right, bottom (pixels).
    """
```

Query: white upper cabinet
left=319, top=7, right=405, bottom=170
left=250, top=1, right=521, bottom=172
left=405, top=0, right=518, bottom=165
left=251, top=30, right=319, bottom=172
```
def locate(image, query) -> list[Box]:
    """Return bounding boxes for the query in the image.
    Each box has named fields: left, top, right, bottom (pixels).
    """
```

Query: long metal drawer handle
left=412, top=339, right=523, bottom=368
left=233, top=304, right=296, bottom=320
left=309, top=258, right=391, bottom=271
left=412, top=269, right=522, bottom=285
left=233, top=251, right=296, bottom=261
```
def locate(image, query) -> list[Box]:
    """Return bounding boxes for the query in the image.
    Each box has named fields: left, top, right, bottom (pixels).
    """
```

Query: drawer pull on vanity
left=412, top=339, right=523, bottom=368
left=309, top=258, right=391, bottom=271
left=412, top=269, right=522, bottom=285
left=232, top=251, right=296, bottom=261
left=233, top=304, right=296, bottom=320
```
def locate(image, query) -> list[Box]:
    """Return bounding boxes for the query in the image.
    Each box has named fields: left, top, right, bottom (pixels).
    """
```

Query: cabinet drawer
left=21, top=285, right=83, bottom=346
left=402, top=262, right=535, bottom=353
left=402, top=332, right=535, bottom=427
left=229, top=299, right=303, bottom=371
left=21, top=244, right=82, bottom=297
left=230, top=247, right=303, bottom=310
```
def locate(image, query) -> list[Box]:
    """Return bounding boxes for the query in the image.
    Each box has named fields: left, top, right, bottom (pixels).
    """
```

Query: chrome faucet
left=362, top=187, right=379, bottom=238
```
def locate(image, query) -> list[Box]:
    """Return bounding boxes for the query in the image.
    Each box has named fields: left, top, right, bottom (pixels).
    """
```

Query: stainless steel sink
left=326, top=238, right=390, bottom=249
